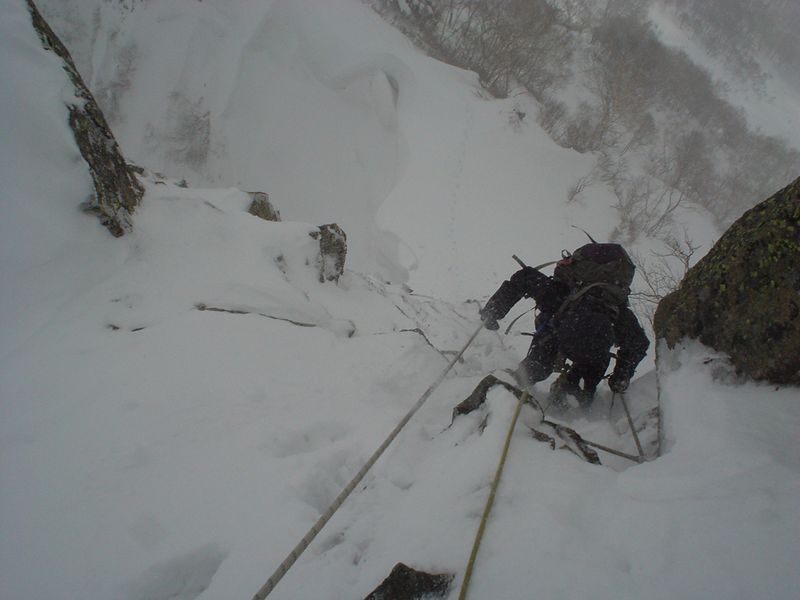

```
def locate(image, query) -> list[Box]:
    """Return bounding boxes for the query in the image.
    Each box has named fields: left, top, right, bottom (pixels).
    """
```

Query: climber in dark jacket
left=479, top=263, right=649, bottom=406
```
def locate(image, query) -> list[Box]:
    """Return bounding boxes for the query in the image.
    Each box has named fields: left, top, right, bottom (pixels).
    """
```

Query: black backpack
left=553, top=243, right=635, bottom=309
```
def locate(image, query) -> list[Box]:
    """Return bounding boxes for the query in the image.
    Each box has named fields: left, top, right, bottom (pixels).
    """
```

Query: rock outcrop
left=26, top=0, right=143, bottom=237
left=363, top=563, right=452, bottom=600
left=654, top=177, right=800, bottom=385
left=310, top=223, right=347, bottom=283
left=247, top=192, right=281, bottom=222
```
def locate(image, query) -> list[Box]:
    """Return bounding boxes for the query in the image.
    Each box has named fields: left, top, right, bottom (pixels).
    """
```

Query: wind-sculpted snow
left=34, top=0, right=614, bottom=302
left=37, top=0, right=416, bottom=283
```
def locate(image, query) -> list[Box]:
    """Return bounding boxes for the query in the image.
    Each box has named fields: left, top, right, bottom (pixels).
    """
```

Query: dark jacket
left=481, top=266, right=649, bottom=378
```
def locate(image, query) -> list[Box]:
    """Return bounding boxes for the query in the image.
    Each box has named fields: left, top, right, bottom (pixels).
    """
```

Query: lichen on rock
left=654, top=176, right=800, bottom=385
left=26, top=0, right=143, bottom=237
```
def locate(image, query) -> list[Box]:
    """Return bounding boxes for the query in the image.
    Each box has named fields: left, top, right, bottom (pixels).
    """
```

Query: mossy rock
left=654, top=176, right=800, bottom=384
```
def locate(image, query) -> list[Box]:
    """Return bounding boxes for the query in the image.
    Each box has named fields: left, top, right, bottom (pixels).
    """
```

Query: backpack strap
left=555, top=282, right=624, bottom=319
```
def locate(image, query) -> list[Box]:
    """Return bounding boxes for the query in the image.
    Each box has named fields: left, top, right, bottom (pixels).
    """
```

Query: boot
left=548, top=371, right=595, bottom=410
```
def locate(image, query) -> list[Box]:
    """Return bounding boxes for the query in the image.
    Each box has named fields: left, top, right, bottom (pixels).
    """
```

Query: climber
left=480, top=243, right=649, bottom=407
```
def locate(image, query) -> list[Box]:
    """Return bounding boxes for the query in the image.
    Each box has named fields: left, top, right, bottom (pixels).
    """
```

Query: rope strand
left=618, top=392, right=645, bottom=462
left=251, top=324, right=484, bottom=600
left=458, top=389, right=527, bottom=600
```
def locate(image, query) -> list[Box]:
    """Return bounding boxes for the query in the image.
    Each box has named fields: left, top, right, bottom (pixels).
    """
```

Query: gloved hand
left=608, top=372, right=630, bottom=393
left=479, top=307, right=500, bottom=330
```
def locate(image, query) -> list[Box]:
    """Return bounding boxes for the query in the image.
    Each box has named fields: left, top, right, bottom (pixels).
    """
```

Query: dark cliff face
left=654, top=176, right=800, bottom=385
left=26, top=0, right=143, bottom=237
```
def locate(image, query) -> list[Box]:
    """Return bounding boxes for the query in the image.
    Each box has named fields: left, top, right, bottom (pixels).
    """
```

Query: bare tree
left=630, top=229, right=701, bottom=326
left=566, top=172, right=594, bottom=204
left=610, top=176, right=687, bottom=242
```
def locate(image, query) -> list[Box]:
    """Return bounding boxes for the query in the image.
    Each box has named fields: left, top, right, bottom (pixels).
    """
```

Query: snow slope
left=36, top=0, right=616, bottom=301
left=2, top=1, right=799, bottom=599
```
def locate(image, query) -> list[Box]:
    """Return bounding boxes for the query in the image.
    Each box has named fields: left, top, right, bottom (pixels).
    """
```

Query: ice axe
left=511, top=254, right=558, bottom=271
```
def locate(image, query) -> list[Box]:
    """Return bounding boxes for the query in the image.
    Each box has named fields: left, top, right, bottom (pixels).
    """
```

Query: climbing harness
left=458, top=389, right=528, bottom=600
left=251, top=323, right=484, bottom=600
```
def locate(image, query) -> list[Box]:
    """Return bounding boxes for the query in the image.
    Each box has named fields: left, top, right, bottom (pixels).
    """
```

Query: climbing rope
left=654, top=343, right=664, bottom=458
left=458, top=389, right=528, bottom=600
left=617, top=392, right=645, bottom=462
left=251, top=323, right=484, bottom=600
left=455, top=386, right=651, bottom=598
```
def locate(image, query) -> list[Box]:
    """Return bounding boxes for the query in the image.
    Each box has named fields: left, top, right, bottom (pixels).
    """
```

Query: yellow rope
left=252, top=324, right=485, bottom=600
left=458, top=389, right=527, bottom=600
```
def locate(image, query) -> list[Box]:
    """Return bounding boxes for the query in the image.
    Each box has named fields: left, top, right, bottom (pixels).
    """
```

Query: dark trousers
left=520, top=302, right=614, bottom=393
